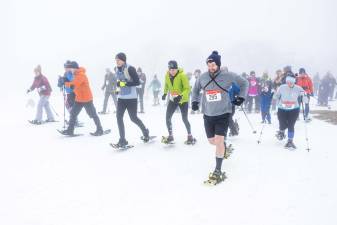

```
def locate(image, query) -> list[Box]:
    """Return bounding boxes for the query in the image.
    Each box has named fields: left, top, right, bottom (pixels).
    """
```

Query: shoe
left=141, top=128, right=150, bottom=142
left=276, top=130, right=285, bottom=140
left=91, top=128, right=103, bottom=136
left=285, top=139, right=296, bottom=149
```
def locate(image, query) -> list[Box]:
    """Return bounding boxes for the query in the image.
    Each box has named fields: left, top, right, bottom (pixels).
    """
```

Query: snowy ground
left=1, top=93, right=337, bottom=225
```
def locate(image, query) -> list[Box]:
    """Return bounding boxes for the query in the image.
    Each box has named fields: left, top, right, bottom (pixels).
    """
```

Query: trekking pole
left=50, top=103, right=59, bottom=117
left=257, top=122, right=267, bottom=144
left=301, top=100, right=310, bottom=152
left=63, top=88, right=66, bottom=129
left=240, top=105, right=257, bottom=134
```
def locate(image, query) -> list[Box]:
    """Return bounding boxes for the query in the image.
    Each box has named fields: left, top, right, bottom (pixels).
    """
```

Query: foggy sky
left=3, top=0, right=337, bottom=93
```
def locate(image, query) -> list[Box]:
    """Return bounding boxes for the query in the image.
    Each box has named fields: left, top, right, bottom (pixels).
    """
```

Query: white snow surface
left=1, top=94, right=337, bottom=225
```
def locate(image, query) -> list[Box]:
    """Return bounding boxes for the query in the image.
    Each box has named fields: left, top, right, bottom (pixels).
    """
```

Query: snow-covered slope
left=0, top=94, right=337, bottom=225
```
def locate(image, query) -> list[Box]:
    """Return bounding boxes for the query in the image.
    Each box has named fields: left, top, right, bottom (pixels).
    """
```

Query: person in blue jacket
left=260, top=84, right=274, bottom=124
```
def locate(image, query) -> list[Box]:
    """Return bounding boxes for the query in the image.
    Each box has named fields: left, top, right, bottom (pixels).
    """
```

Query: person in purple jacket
left=27, top=65, right=55, bottom=124
left=247, top=71, right=261, bottom=113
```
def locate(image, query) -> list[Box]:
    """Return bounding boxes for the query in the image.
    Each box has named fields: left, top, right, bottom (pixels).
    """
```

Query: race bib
left=170, top=91, right=179, bottom=101
left=281, top=100, right=296, bottom=109
left=206, top=90, right=222, bottom=102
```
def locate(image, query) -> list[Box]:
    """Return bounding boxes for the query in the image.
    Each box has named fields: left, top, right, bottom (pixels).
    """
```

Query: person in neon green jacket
left=161, top=60, right=196, bottom=144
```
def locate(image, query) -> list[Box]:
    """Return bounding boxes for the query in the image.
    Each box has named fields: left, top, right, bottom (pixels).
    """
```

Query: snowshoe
left=28, top=120, right=42, bottom=125
left=204, top=170, right=227, bottom=186
left=284, top=139, right=297, bottom=150
left=110, top=139, right=133, bottom=151
left=276, top=130, right=286, bottom=140
left=184, top=135, right=197, bottom=145
left=90, top=129, right=111, bottom=136
left=57, top=129, right=83, bottom=137
left=161, top=136, right=175, bottom=145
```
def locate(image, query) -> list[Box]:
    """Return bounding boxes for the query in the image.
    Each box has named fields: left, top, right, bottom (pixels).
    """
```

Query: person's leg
left=111, top=93, right=118, bottom=111
left=68, top=102, right=83, bottom=134
left=247, top=96, right=253, bottom=112
left=43, top=96, right=55, bottom=121
left=102, top=92, right=110, bottom=113
left=116, top=99, right=127, bottom=140
left=304, top=96, right=310, bottom=118
left=35, top=96, right=45, bottom=122
left=84, top=101, right=102, bottom=131
left=139, top=89, right=144, bottom=112
left=166, top=101, right=178, bottom=136
left=277, top=109, right=288, bottom=132
left=255, top=96, right=261, bottom=112
left=126, top=99, right=147, bottom=135
left=287, top=109, right=300, bottom=140
left=266, top=110, right=271, bottom=123
left=179, top=102, right=191, bottom=135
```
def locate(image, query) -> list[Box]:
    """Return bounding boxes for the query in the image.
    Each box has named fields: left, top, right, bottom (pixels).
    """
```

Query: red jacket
left=30, top=74, right=52, bottom=96
left=296, top=74, right=313, bottom=95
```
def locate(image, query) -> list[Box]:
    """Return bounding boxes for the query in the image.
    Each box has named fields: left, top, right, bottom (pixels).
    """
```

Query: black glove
left=26, top=89, right=31, bottom=94
left=232, top=96, right=245, bottom=106
left=192, top=101, right=199, bottom=111
left=162, top=94, right=167, bottom=100
left=173, top=95, right=182, bottom=104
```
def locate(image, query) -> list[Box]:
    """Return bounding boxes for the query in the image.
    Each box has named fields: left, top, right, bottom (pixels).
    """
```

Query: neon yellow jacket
left=164, top=68, right=190, bottom=104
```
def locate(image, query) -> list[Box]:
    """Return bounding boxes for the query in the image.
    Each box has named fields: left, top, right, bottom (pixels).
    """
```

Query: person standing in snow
left=136, top=67, right=146, bottom=113
left=58, top=61, right=104, bottom=136
left=274, top=74, right=304, bottom=149
left=246, top=71, right=261, bottom=113
left=192, top=51, right=248, bottom=184
left=312, top=73, right=320, bottom=97
left=99, top=68, right=117, bottom=114
left=260, top=84, right=273, bottom=124
left=148, top=74, right=161, bottom=106
left=27, top=65, right=55, bottom=124
left=113, top=53, right=150, bottom=147
left=161, top=60, right=195, bottom=145
left=296, top=68, right=313, bottom=120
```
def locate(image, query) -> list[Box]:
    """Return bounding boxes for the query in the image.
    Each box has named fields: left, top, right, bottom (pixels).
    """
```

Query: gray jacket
left=192, top=70, right=248, bottom=116
left=274, top=84, right=304, bottom=110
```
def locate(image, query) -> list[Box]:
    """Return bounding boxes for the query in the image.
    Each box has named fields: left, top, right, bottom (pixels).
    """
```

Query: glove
left=192, top=101, right=199, bottom=111
left=162, top=94, right=167, bottom=100
left=117, top=81, right=126, bottom=87
left=26, top=89, right=31, bottom=94
left=232, top=96, right=245, bottom=106
left=173, top=95, right=182, bottom=104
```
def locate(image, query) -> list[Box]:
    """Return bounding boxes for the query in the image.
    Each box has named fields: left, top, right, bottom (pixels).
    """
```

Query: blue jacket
left=260, top=90, right=273, bottom=112
left=228, top=82, right=241, bottom=102
left=58, top=71, right=74, bottom=94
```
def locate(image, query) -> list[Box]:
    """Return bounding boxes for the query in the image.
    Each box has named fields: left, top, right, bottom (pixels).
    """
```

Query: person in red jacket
left=59, top=61, right=104, bottom=136
left=27, top=65, right=55, bottom=124
left=296, top=68, right=313, bottom=120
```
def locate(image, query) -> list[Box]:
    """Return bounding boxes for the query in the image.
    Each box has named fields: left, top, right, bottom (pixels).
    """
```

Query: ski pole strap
left=202, top=72, right=229, bottom=93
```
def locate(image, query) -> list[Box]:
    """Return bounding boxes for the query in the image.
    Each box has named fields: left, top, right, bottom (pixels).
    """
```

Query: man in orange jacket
left=296, top=68, right=313, bottom=120
left=59, top=61, right=104, bottom=136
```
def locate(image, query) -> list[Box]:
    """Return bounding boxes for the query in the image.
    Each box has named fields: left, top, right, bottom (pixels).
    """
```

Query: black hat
left=168, top=60, right=178, bottom=69
left=206, top=51, right=221, bottom=67
left=116, top=52, right=127, bottom=62
left=65, top=61, right=79, bottom=69
left=299, top=68, right=306, bottom=74
left=250, top=71, right=256, bottom=75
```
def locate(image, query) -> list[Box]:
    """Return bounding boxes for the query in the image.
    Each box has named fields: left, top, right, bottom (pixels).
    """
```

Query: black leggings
left=68, top=101, right=102, bottom=133
left=166, top=101, right=191, bottom=135
left=117, top=98, right=147, bottom=140
left=277, top=108, right=300, bottom=132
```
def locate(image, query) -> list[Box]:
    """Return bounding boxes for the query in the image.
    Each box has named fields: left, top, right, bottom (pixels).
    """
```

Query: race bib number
left=170, top=91, right=179, bottom=101
left=206, top=90, right=222, bottom=102
left=281, top=100, right=296, bottom=109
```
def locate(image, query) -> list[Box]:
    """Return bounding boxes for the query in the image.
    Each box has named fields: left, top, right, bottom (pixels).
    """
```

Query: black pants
left=277, top=108, right=300, bottom=133
left=247, top=95, right=260, bottom=112
left=166, top=101, right=191, bottom=135
left=102, top=91, right=117, bottom=113
left=68, top=101, right=102, bottom=133
left=117, top=98, right=147, bottom=140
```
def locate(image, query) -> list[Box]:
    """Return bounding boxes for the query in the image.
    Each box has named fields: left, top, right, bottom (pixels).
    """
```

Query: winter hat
left=286, top=76, right=296, bottom=84
left=299, top=68, right=306, bottom=74
left=283, top=65, right=292, bottom=73
left=34, top=65, right=41, bottom=73
left=65, top=61, right=79, bottom=69
left=206, top=51, right=221, bottom=67
left=168, top=60, right=178, bottom=69
left=116, top=52, right=127, bottom=62
left=250, top=71, right=256, bottom=76
left=137, top=67, right=142, bottom=73
left=64, top=60, right=72, bottom=68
